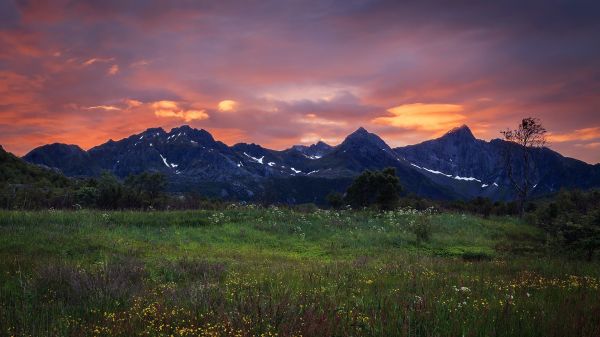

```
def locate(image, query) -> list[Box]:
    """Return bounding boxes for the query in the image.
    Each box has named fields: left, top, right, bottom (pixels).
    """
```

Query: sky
left=1, top=0, right=599, bottom=163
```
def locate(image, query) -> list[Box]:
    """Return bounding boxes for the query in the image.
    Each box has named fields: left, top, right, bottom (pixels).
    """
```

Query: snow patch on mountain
left=411, top=163, right=483, bottom=183
left=159, top=154, right=170, bottom=168
left=410, top=163, right=453, bottom=177
left=243, top=152, right=264, bottom=164
left=453, top=175, right=481, bottom=182
left=159, top=154, right=178, bottom=169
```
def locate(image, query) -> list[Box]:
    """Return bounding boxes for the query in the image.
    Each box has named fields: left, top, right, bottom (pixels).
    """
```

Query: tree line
left=0, top=171, right=229, bottom=210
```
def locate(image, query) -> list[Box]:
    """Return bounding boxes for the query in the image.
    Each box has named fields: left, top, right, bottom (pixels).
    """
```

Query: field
left=0, top=206, right=599, bottom=336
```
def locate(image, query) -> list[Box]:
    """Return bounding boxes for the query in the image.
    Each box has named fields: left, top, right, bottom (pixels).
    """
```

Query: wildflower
left=453, top=286, right=471, bottom=293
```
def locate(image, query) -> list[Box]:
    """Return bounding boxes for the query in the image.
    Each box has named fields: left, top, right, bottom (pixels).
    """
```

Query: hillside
left=0, top=145, right=71, bottom=187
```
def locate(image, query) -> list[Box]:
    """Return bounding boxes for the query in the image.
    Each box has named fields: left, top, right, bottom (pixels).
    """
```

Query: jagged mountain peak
left=344, top=127, right=373, bottom=141
left=288, top=140, right=333, bottom=160
left=169, top=124, right=206, bottom=135
left=167, top=125, right=215, bottom=143
left=290, top=140, right=332, bottom=152
left=232, top=142, right=265, bottom=152
left=141, top=127, right=166, bottom=135
left=442, top=124, right=475, bottom=141
left=311, top=141, right=333, bottom=153
left=351, top=126, right=369, bottom=135
left=341, top=127, right=389, bottom=149
left=19, top=123, right=600, bottom=203
left=170, top=124, right=193, bottom=132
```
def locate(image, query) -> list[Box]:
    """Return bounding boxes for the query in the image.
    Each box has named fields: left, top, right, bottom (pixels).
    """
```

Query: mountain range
left=20, top=125, right=600, bottom=204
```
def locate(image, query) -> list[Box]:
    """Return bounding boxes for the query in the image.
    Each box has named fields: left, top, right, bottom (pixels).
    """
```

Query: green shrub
left=344, top=167, right=401, bottom=210
left=326, top=192, right=344, bottom=209
left=533, top=189, right=600, bottom=260
left=411, top=215, right=432, bottom=243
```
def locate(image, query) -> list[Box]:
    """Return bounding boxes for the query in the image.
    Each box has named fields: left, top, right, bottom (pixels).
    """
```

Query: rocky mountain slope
left=395, top=125, right=600, bottom=200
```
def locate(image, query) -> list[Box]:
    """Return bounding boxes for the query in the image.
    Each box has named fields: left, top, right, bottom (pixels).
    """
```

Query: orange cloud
left=548, top=127, right=600, bottom=142
left=575, top=142, right=600, bottom=149
left=299, top=133, right=340, bottom=145
left=107, top=64, right=119, bottom=75
left=86, top=105, right=121, bottom=111
left=152, top=100, right=209, bottom=122
left=217, top=99, right=238, bottom=112
left=372, top=103, right=466, bottom=132
left=152, top=100, right=178, bottom=111
left=0, top=71, right=45, bottom=107
left=124, top=99, right=143, bottom=108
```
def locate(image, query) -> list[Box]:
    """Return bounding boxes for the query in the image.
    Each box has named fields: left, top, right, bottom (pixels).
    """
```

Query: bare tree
left=501, top=117, right=547, bottom=217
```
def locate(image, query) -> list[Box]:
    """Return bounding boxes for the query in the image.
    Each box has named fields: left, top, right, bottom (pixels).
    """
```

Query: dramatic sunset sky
left=1, top=0, right=599, bottom=163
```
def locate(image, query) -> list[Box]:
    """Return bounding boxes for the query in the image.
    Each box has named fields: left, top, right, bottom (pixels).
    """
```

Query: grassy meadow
left=0, top=206, right=599, bottom=336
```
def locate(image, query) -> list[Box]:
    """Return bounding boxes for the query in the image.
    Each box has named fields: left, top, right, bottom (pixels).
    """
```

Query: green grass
left=0, top=206, right=599, bottom=336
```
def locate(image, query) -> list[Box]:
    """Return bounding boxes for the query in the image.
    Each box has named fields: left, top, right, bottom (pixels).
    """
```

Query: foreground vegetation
left=1, top=207, right=599, bottom=337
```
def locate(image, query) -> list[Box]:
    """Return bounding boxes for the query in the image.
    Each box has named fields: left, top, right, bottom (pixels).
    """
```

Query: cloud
left=548, top=127, right=600, bottom=142
left=124, top=99, right=142, bottom=108
left=372, top=103, right=466, bottom=132
left=575, top=142, right=600, bottom=149
left=131, top=59, right=150, bottom=67
left=107, top=64, right=119, bottom=75
left=152, top=100, right=209, bottom=122
left=217, top=99, right=238, bottom=112
left=181, top=110, right=209, bottom=122
left=297, top=113, right=346, bottom=126
left=1, top=0, right=600, bottom=163
left=271, top=90, right=376, bottom=120
left=0, top=30, right=43, bottom=58
left=299, top=132, right=340, bottom=145
left=82, top=57, right=115, bottom=66
left=86, top=105, right=121, bottom=111
left=152, top=100, right=178, bottom=110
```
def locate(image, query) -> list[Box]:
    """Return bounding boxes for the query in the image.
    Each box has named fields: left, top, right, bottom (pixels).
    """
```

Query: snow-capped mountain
left=287, top=141, right=333, bottom=160
left=22, top=125, right=600, bottom=203
left=395, top=125, right=600, bottom=199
